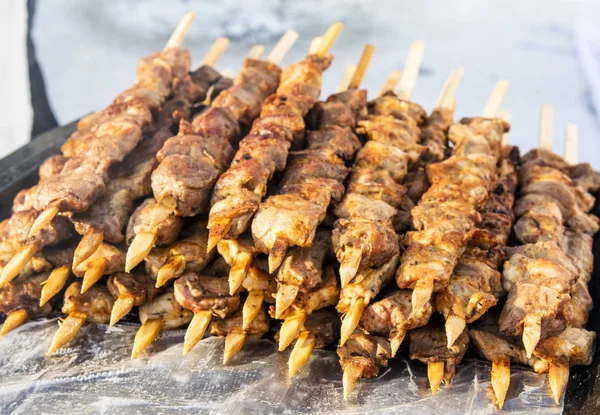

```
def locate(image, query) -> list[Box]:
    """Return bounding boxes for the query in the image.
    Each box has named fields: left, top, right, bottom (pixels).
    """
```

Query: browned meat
left=173, top=272, right=240, bottom=318
left=470, top=329, right=530, bottom=366
left=409, top=323, right=470, bottom=382
left=0, top=272, right=52, bottom=318
left=534, top=327, right=596, bottom=367
left=208, top=55, right=332, bottom=246
left=397, top=118, right=508, bottom=297
left=72, top=243, right=125, bottom=278
left=276, top=229, right=331, bottom=292
left=436, top=145, right=518, bottom=327
left=251, top=90, right=364, bottom=263
left=139, top=289, right=193, bottom=329
left=144, top=219, right=213, bottom=278
left=126, top=198, right=183, bottom=246
left=561, top=230, right=594, bottom=283
left=303, top=307, right=341, bottom=348
left=62, top=281, right=114, bottom=324
left=153, top=58, right=282, bottom=218
left=107, top=271, right=161, bottom=306
left=209, top=307, right=270, bottom=338
left=360, top=290, right=432, bottom=338
left=337, top=327, right=391, bottom=379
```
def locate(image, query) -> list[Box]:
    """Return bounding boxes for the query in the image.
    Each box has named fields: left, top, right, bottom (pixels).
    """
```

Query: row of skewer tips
left=0, top=12, right=596, bottom=410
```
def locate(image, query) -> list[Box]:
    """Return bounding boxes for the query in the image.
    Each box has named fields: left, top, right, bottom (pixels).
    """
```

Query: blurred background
left=1, top=0, right=599, bottom=168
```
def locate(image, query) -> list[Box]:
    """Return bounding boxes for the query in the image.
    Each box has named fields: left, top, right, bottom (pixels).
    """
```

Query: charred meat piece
left=208, top=55, right=331, bottom=246
left=409, top=323, right=470, bottom=383
left=0, top=272, right=53, bottom=318
left=173, top=272, right=240, bottom=318
left=209, top=307, right=270, bottom=338
left=107, top=271, right=161, bottom=306
left=337, top=327, right=391, bottom=379
left=139, top=289, right=193, bottom=329
left=62, top=281, right=114, bottom=324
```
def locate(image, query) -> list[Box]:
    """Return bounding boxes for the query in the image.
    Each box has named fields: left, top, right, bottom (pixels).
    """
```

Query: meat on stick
left=129, top=33, right=309, bottom=358
left=0, top=13, right=198, bottom=288
left=439, top=110, right=517, bottom=349
left=37, top=44, right=235, bottom=306
left=182, top=31, right=343, bottom=355
left=335, top=40, right=426, bottom=290
left=396, top=79, right=509, bottom=322
left=337, top=66, right=463, bottom=349
left=378, top=71, right=402, bottom=96
left=264, top=43, right=373, bottom=317
left=145, top=45, right=268, bottom=290
left=205, top=23, right=343, bottom=254
left=124, top=29, right=299, bottom=272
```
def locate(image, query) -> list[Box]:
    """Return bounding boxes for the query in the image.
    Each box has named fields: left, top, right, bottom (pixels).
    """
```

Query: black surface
left=0, top=124, right=598, bottom=412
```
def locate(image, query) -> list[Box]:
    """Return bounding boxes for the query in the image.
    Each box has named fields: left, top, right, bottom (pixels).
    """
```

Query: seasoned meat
left=139, top=289, right=193, bottom=329
left=0, top=272, right=53, bottom=318
left=107, top=271, right=161, bottom=306
left=173, top=272, right=240, bottom=318
left=337, top=328, right=391, bottom=379
left=126, top=198, right=183, bottom=246
left=62, top=281, right=114, bottom=324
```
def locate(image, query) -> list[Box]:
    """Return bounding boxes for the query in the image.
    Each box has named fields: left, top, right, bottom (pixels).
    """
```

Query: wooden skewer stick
left=165, top=12, right=196, bottom=50
left=343, top=362, right=363, bottom=400
left=0, top=244, right=38, bottom=288
left=396, top=40, right=426, bottom=100
left=389, top=328, right=406, bottom=358
left=183, top=310, right=212, bottom=355
left=522, top=313, right=542, bottom=358
left=434, top=69, right=454, bottom=109
left=39, top=265, right=71, bottom=306
left=29, top=14, right=198, bottom=249
left=288, top=331, right=316, bottom=377
left=438, top=67, right=465, bottom=110
left=125, top=231, right=158, bottom=273
left=348, top=44, right=375, bottom=90
left=46, top=311, right=87, bottom=356
left=73, top=229, right=104, bottom=268
left=27, top=206, right=59, bottom=238
left=411, top=280, right=434, bottom=316
left=248, top=44, right=265, bottom=60
left=379, top=70, right=402, bottom=97
left=564, top=123, right=578, bottom=164
left=242, top=291, right=264, bottom=330
left=445, top=313, right=466, bottom=349
left=538, top=104, right=553, bottom=151
left=491, top=358, right=511, bottom=409
left=155, top=254, right=185, bottom=288
left=0, top=310, right=28, bottom=336
left=482, top=80, right=509, bottom=118
left=131, top=318, right=163, bottom=359
left=110, top=294, right=136, bottom=326
left=81, top=257, right=107, bottom=294
left=339, top=297, right=366, bottom=347
left=278, top=311, right=307, bottom=351
left=267, top=30, right=300, bottom=64
left=202, top=37, right=230, bottom=67
left=308, top=37, right=323, bottom=54
left=223, top=328, right=247, bottom=364
left=275, top=283, right=300, bottom=319
left=549, top=358, right=569, bottom=405
left=428, top=361, right=445, bottom=394
left=268, top=237, right=289, bottom=273
left=337, top=64, right=356, bottom=93
left=217, top=239, right=254, bottom=295
left=315, top=22, right=344, bottom=57
left=500, top=111, right=512, bottom=146
left=339, top=247, right=362, bottom=289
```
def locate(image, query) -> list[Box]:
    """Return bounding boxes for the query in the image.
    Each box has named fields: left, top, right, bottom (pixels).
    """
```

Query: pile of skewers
left=0, top=12, right=598, bottom=410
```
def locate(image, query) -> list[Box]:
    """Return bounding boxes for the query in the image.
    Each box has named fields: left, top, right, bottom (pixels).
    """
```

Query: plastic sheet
left=0, top=318, right=563, bottom=414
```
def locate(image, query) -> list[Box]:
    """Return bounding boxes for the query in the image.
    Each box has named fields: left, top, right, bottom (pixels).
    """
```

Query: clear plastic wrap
left=0, top=318, right=563, bottom=414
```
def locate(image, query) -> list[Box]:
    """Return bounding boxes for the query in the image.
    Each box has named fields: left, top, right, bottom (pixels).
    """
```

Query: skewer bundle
left=0, top=15, right=598, bottom=412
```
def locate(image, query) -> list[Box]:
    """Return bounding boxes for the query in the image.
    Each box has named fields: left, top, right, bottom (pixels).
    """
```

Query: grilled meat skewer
left=124, top=31, right=299, bottom=272
left=205, top=25, right=342, bottom=253
left=0, top=19, right=198, bottom=287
